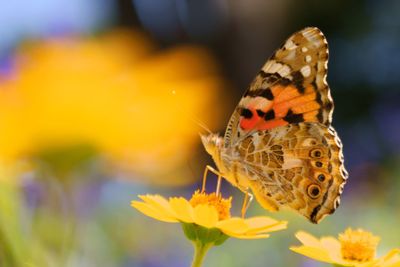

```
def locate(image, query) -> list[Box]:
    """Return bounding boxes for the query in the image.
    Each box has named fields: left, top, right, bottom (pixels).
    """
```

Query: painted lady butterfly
left=201, top=27, right=348, bottom=223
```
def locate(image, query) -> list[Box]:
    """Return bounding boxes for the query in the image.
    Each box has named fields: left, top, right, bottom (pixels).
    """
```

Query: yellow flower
left=290, top=228, right=400, bottom=267
left=0, top=29, right=227, bottom=184
left=131, top=192, right=287, bottom=240
left=132, top=190, right=287, bottom=267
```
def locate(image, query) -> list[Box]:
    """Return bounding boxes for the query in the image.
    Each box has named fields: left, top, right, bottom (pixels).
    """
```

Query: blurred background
left=0, top=0, right=399, bottom=266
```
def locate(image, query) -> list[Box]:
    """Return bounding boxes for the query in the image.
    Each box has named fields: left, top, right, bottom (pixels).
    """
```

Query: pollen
left=339, top=228, right=380, bottom=262
left=189, top=190, right=232, bottom=220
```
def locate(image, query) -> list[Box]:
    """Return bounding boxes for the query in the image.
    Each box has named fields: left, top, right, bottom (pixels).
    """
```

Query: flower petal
left=139, top=195, right=172, bottom=211
left=193, top=204, right=218, bottom=228
left=216, top=218, right=249, bottom=235
left=295, top=231, right=322, bottom=247
left=355, top=260, right=379, bottom=267
left=131, top=201, right=178, bottom=222
left=321, top=236, right=341, bottom=251
left=137, top=195, right=176, bottom=219
left=385, top=260, right=400, bottom=267
left=320, top=237, right=342, bottom=263
left=169, top=197, right=194, bottom=223
left=243, top=217, right=287, bottom=234
left=378, top=249, right=400, bottom=267
left=228, top=233, right=270, bottom=239
left=290, top=246, right=333, bottom=264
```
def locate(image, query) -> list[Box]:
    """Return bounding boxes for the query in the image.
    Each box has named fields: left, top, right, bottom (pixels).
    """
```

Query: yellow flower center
left=189, top=190, right=232, bottom=220
left=339, top=228, right=380, bottom=262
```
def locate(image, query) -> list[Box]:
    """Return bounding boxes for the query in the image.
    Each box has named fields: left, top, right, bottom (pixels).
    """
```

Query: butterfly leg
left=202, top=165, right=223, bottom=193
left=241, top=190, right=254, bottom=218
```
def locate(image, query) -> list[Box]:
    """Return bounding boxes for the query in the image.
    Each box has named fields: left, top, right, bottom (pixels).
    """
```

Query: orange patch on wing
left=273, top=93, right=316, bottom=117
left=271, top=85, right=285, bottom=98
left=304, top=84, right=315, bottom=94
left=303, top=110, right=319, bottom=121
left=239, top=107, right=261, bottom=130
left=257, top=119, right=287, bottom=130
left=240, top=116, right=261, bottom=130
left=291, top=101, right=320, bottom=114
left=274, top=85, right=301, bottom=103
left=239, top=84, right=321, bottom=131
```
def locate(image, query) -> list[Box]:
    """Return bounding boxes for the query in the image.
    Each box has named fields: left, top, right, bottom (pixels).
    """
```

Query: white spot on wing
left=300, top=65, right=311, bottom=77
left=305, top=55, right=312, bottom=63
left=239, top=96, right=273, bottom=110
left=284, top=39, right=297, bottom=50
left=301, top=47, right=308, bottom=53
left=285, top=50, right=296, bottom=60
left=282, top=157, right=302, bottom=169
left=263, top=60, right=291, bottom=77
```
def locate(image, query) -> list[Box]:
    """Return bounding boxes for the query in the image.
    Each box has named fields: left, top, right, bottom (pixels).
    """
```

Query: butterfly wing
left=224, top=27, right=333, bottom=147
left=234, top=122, right=347, bottom=223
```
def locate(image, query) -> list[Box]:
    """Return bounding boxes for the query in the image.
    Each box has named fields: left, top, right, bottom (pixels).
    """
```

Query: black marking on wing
left=320, top=178, right=334, bottom=208
left=259, top=71, right=292, bottom=85
left=325, top=102, right=333, bottom=111
left=245, top=71, right=295, bottom=100
left=264, top=110, right=275, bottom=120
left=240, top=108, right=253, bottom=119
left=292, top=71, right=305, bottom=94
left=317, top=110, right=324, bottom=122
left=256, top=109, right=275, bottom=121
left=283, top=109, right=304, bottom=123
left=310, top=176, right=334, bottom=223
left=310, top=205, right=321, bottom=224
left=245, top=88, right=274, bottom=100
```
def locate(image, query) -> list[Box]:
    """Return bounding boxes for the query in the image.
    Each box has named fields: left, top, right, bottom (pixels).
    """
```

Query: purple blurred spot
left=22, top=174, right=45, bottom=211
left=0, top=54, right=16, bottom=78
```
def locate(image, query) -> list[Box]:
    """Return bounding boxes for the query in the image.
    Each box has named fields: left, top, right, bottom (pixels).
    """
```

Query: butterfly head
left=200, top=133, right=223, bottom=157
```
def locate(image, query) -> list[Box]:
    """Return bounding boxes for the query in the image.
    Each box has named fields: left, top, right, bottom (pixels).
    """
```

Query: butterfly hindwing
left=234, top=122, right=347, bottom=223
left=224, top=27, right=334, bottom=147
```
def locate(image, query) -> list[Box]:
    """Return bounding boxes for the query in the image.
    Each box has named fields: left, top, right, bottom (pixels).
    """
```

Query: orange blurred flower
left=0, top=29, right=227, bottom=184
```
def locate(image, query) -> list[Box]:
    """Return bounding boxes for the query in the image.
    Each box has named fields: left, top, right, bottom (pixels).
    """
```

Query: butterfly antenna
left=193, top=117, right=213, bottom=134
left=171, top=90, right=213, bottom=134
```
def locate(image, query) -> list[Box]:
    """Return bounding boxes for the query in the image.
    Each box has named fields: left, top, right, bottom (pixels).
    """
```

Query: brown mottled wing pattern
left=224, top=27, right=333, bottom=148
left=234, top=123, right=348, bottom=223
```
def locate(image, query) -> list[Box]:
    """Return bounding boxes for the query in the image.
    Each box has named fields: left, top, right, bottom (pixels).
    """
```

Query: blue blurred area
left=0, top=0, right=116, bottom=57
left=133, top=0, right=228, bottom=42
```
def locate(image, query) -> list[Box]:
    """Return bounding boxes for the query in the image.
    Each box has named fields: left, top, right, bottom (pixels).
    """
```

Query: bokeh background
left=0, top=0, right=399, bottom=266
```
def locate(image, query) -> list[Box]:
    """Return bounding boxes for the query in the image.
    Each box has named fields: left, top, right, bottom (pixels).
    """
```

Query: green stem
left=191, top=241, right=212, bottom=267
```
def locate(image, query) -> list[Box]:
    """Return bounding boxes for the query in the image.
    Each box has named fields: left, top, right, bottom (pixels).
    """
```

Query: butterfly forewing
left=224, top=27, right=334, bottom=148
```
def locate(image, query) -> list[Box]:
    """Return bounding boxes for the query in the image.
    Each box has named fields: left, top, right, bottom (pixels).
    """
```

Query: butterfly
left=200, top=27, right=348, bottom=224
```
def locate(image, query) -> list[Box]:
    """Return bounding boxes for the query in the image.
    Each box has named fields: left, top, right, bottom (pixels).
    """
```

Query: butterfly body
left=201, top=27, right=348, bottom=223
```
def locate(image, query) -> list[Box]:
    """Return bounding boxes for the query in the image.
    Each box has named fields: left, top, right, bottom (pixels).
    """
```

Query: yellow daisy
left=131, top=190, right=287, bottom=240
left=132, top=190, right=287, bottom=267
left=290, top=228, right=400, bottom=267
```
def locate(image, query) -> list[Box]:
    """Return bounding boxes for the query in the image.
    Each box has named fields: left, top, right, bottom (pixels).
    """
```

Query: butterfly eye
left=307, top=184, right=321, bottom=199
left=310, top=148, right=323, bottom=158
